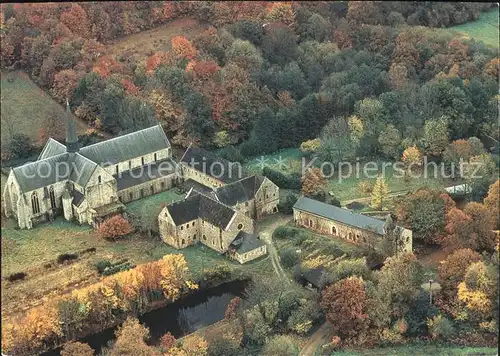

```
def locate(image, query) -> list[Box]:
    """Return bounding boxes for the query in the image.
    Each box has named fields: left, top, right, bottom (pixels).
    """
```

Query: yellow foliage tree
left=370, top=175, right=389, bottom=210
left=300, top=138, right=321, bottom=154
left=266, top=2, right=295, bottom=25
left=181, top=334, right=208, bottom=356
left=401, top=146, right=422, bottom=168
left=159, top=254, right=198, bottom=301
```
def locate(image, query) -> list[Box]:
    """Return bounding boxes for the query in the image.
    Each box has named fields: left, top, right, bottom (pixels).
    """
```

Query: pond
left=42, top=279, right=248, bottom=355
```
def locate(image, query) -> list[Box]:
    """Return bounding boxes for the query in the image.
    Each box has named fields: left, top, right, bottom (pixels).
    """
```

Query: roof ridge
left=13, top=152, right=69, bottom=171
left=80, top=125, right=165, bottom=150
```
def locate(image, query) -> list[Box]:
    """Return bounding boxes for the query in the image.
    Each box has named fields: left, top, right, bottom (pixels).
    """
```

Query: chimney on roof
left=66, top=99, right=79, bottom=154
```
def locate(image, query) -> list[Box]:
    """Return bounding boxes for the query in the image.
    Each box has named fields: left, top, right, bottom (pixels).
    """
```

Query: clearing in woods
left=447, top=8, right=499, bottom=49
left=0, top=71, right=87, bottom=147
left=106, top=18, right=210, bottom=64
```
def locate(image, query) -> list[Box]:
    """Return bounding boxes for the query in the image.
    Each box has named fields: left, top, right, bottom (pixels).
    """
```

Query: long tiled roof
left=79, top=124, right=170, bottom=165
left=180, top=147, right=248, bottom=184
left=214, top=175, right=265, bottom=206
left=293, top=196, right=386, bottom=235
left=38, top=138, right=66, bottom=160
left=165, top=192, right=236, bottom=229
left=115, top=158, right=177, bottom=191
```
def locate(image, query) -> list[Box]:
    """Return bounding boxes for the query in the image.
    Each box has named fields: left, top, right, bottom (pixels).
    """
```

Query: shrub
left=358, top=181, right=373, bottom=194
left=60, top=341, right=94, bottom=356
left=98, top=215, right=133, bottom=240
left=279, top=247, right=300, bottom=269
left=80, top=247, right=97, bottom=255
left=7, top=272, right=27, bottom=282
left=273, top=226, right=292, bottom=239
left=263, top=167, right=301, bottom=189
left=95, top=259, right=112, bottom=274
left=330, top=258, right=371, bottom=283
left=427, top=314, right=454, bottom=340
left=57, top=253, right=78, bottom=264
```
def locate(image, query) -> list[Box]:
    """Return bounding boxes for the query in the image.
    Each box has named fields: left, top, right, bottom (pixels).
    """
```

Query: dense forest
left=0, top=2, right=498, bottom=166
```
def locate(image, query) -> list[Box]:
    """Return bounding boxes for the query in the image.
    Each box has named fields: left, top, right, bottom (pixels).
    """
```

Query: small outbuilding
left=228, top=231, right=267, bottom=264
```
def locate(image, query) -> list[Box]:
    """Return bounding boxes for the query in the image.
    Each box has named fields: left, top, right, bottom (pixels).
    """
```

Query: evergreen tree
left=371, top=175, right=389, bottom=210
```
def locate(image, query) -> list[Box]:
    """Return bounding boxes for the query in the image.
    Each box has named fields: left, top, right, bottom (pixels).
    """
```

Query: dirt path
left=256, top=214, right=293, bottom=284
left=299, top=322, right=334, bottom=356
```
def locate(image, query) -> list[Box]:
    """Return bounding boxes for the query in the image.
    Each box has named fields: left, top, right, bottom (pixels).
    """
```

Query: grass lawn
left=327, top=162, right=454, bottom=202
left=447, top=9, right=499, bottom=49
left=333, top=345, right=498, bottom=356
left=0, top=71, right=87, bottom=147
left=106, top=18, right=209, bottom=64
left=125, top=188, right=185, bottom=222
left=244, top=148, right=303, bottom=175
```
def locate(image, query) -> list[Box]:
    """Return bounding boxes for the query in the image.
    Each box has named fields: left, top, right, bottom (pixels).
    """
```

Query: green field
left=125, top=188, right=185, bottom=222
left=332, top=345, right=498, bottom=356
left=0, top=71, right=86, bottom=147
left=448, top=9, right=499, bottom=48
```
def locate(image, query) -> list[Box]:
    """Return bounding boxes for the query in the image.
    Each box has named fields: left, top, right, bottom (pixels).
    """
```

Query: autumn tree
left=180, top=334, right=208, bottom=356
left=51, top=69, right=82, bottom=103
left=484, top=179, right=499, bottom=229
left=401, top=146, right=422, bottom=173
left=266, top=2, right=295, bottom=26
left=396, top=189, right=454, bottom=244
left=437, top=248, right=481, bottom=298
left=171, top=36, right=197, bottom=60
left=110, top=317, right=159, bottom=356
left=161, top=332, right=177, bottom=353
left=320, top=276, right=369, bottom=340
left=60, top=341, right=94, bottom=356
left=60, top=3, right=91, bottom=38
left=98, top=215, right=133, bottom=240
left=462, top=202, right=497, bottom=252
left=225, top=296, right=242, bottom=320
left=301, top=167, right=327, bottom=199
left=158, top=254, right=198, bottom=301
left=370, top=175, right=389, bottom=210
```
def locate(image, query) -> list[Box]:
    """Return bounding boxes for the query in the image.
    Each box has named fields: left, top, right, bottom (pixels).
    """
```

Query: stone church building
left=2, top=102, right=177, bottom=229
left=293, top=196, right=412, bottom=252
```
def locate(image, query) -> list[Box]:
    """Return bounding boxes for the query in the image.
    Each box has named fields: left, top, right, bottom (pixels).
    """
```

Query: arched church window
left=31, top=191, right=40, bottom=214
left=49, top=186, right=56, bottom=209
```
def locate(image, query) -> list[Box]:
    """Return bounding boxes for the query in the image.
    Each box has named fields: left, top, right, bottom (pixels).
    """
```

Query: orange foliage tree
left=60, top=4, right=91, bottom=38
left=266, top=2, right=296, bottom=26
left=51, top=69, right=82, bottom=102
left=160, top=332, right=177, bottom=353
left=171, top=36, right=197, bottom=60
left=484, top=179, right=499, bottom=229
left=437, top=248, right=481, bottom=298
left=98, top=215, right=133, bottom=240
left=320, top=276, right=369, bottom=340
left=92, top=55, right=124, bottom=78
left=301, top=167, right=327, bottom=197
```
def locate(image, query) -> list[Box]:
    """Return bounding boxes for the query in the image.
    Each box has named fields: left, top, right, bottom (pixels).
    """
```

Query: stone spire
left=66, top=99, right=79, bottom=153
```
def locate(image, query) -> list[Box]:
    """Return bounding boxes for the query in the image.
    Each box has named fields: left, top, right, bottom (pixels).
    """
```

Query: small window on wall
left=129, top=192, right=133, bottom=200
left=203, top=235, right=206, bottom=240
left=237, top=223, right=243, bottom=230
left=98, top=176, right=102, bottom=184
left=182, top=239, right=185, bottom=245
left=332, top=226, right=337, bottom=235
left=309, top=219, right=313, bottom=227
left=193, top=234, right=196, bottom=239
left=181, top=226, right=184, bottom=230
left=116, top=166, right=119, bottom=175
left=128, top=161, right=132, bottom=170
left=356, top=234, right=361, bottom=241
left=154, top=153, right=158, bottom=161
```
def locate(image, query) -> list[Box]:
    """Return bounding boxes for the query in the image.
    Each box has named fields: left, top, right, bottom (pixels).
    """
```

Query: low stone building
left=179, top=146, right=247, bottom=188
left=228, top=231, right=267, bottom=264
left=158, top=190, right=261, bottom=257
left=293, top=196, right=412, bottom=252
